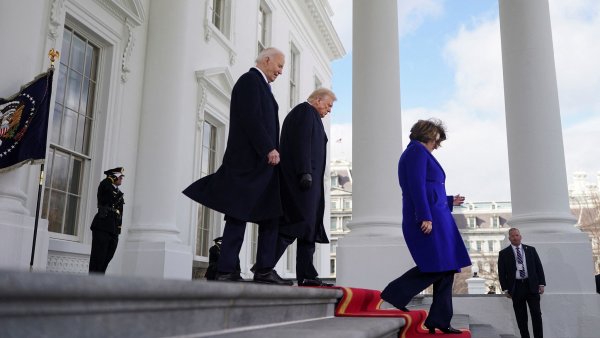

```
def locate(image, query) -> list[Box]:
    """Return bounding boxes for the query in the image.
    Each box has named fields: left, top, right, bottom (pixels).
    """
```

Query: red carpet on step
left=329, top=286, right=471, bottom=337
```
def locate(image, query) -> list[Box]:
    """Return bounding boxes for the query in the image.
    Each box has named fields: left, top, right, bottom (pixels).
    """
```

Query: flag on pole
left=0, top=69, right=53, bottom=172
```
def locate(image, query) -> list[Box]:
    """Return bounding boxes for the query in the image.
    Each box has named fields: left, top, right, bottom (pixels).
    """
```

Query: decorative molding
left=229, top=50, right=237, bottom=65
left=95, top=0, right=146, bottom=27
left=47, top=254, right=89, bottom=274
left=48, top=0, right=65, bottom=39
left=121, top=18, right=135, bottom=82
left=304, top=0, right=345, bottom=60
left=197, top=85, right=207, bottom=128
left=204, top=20, right=212, bottom=42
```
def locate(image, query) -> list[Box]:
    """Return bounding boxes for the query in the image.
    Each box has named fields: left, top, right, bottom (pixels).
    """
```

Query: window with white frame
left=330, top=217, right=338, bottom=231
left=490, top=216, right=500, bottom=228
left=343, top=199, right=351, bottom=210
left=289, top=44, right=299, bottom=108
left=314, top=76, right=322, bottom=90
left=331, top=199, right=338, bottom=210
left=467, top=216, right=477, bottom=228
left=43, top=25, right=99, bottom=237
left=195, top=120, right=218, bottom=257
left=257, top=2, right=271, bottom=53
left=211, top=0, right=229, bottom=36
left=342, top=216, right=351, bottom=231
left=488, top=240, right=495, bottom=252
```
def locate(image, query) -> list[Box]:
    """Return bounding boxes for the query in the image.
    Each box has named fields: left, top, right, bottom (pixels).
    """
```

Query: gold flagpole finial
left=48, top=49, right=60, bottom=69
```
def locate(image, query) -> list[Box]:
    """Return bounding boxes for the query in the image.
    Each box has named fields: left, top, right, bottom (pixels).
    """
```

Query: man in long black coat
left=183, top=47, right=290, bottom=285
left=89, top=167, right=125, bottom=274
left=498, top=228, right=546, bottom=338
left=275, top=88, right=336, bottom=286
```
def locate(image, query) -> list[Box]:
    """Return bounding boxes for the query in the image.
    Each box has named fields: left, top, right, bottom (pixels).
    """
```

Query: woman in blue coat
left=381, top=119, right=471, bottom=335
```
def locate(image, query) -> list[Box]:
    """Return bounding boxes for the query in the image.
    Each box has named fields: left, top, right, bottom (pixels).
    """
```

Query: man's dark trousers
left=512, top=279, right=542, bottom=338
left=273, top=235, right=318, bottom=281
left=217, top=216, right=278, bottom=273
left=89, top=230, right=118, bottom=273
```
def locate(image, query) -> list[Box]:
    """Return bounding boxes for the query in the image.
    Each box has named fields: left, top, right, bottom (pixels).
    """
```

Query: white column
left=336, top=0, right=411, bottom=290
left=0, top=0, right=49, bottom=271
left=500, top=1, right=598, bottom=336
left=121, top=0, right=193, bottom=279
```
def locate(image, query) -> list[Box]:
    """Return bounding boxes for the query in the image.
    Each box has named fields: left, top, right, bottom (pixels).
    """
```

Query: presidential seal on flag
left=0, top=70, right=53, bottom=172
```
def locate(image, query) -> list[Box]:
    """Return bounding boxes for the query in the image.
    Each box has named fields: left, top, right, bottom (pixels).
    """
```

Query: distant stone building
left=329, top=159, right=353, bottom=277
left=568, top=172, right=600, bottom=273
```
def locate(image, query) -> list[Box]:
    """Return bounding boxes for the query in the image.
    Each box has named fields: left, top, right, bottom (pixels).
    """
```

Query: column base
left=526, top=232, right=596, bottom=293
left=336, top=223, right=412, bottom=290
left=121, top=241, right=193, bottom=280
left=0, top=211, right=48, bottom=271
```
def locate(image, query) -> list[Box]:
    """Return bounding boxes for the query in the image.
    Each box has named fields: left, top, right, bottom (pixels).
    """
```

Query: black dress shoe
left=425, top=325, right=462, bottom=334
left=215, top=272, right=243, bottom=282
left=253, top=270, right=293, bottom=285
left=298, top=278, right=334, bottom=287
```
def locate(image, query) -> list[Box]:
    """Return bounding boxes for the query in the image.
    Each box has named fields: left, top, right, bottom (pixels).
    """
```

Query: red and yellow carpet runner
left=331, top=286, right=471, bottom=337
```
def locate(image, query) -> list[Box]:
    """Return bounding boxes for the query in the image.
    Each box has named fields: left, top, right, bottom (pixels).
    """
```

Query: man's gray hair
left=255, top=47, right=284, bottom=64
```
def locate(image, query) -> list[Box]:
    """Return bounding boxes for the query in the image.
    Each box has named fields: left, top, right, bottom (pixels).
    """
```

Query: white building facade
left=0, top=0, right=344, bottom=280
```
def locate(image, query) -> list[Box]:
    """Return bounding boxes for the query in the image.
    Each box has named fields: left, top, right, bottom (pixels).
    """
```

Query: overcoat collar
left=408, top=140, right=445, bottom=178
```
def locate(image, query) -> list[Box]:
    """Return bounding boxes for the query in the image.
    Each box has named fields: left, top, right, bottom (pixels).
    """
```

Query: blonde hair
left=307, top=88, right=337, bottom=103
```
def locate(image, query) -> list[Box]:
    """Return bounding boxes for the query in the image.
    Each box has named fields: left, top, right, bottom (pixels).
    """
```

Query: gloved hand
left=299, top=173, right=312, bottom=190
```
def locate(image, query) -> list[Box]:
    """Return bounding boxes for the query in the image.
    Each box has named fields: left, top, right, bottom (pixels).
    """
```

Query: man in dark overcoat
left=183, top=47, right=290, bottom=285
left=89, top=167, right=125, bottom=274
left=275, top=88, right=336, bottom=286
left=498, top=228, right=546, bottom=338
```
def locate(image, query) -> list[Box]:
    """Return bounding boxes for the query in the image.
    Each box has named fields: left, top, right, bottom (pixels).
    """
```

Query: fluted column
left=499, top=2, right=597, bottom=335
left=0, top=0, right=49, bottom=270
left=121, top=0, right=194, bottom=279
left=336, top=0, right=410, bottom=290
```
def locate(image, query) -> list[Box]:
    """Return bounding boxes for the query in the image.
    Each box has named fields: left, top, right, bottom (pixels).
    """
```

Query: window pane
left=51, top=104, right=63, bottom=144
left=61, top=29, right=72, bottom=67
left=52, top=151, right=69, bottom=192
left=203, top=122, right=212, bottom=145
left=42, top=187, right=50, bottom=219
left=71, top=34, right=86, bottom=73
left=84, top=44, right=94, bottom=78
left=85, top=83, right=95, bottom=117
left=79, top=80, right=89, bottom=115
left=61, top=108, right=77, bottom=149
left=64, top=195, right=79, bottom=235
left=69, top=157, right=82, bottom=194
left=82, top=117, right=92, bottom=155
left=48, top=190, right=66, bottom=233
left=56, top=66, right=67, bottom=104
left=66, top=69, right=82, bottom=111
left=75, top=114, right=86, bottom=153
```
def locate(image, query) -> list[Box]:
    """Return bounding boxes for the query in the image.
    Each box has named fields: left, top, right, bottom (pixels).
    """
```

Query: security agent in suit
left=498, top=228, right=546, bottom=338
left=275, top=88, right=336, bottom=287
left=89, top=167, right=125, bottom=274
left=183, top=48, right=291, bottom=285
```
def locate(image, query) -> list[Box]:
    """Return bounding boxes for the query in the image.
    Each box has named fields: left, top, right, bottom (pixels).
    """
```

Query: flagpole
left=29, top=164, right=44, bottom=271
left=29, top=49, right=59, bottom=271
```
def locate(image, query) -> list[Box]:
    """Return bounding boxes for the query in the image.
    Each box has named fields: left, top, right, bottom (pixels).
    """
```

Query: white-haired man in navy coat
left=183, top=47, right=291, bottom=285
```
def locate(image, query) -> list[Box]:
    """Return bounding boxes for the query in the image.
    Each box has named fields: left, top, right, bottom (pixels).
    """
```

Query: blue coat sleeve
left=404, top=146, right=432, bottom=222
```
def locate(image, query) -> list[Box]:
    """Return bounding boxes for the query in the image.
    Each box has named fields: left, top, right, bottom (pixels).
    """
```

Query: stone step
left=169, top=316, right=404, bottom=338
left=469, top=323, right=502, bottom=338
left=0, top=269, right=342, bottom=338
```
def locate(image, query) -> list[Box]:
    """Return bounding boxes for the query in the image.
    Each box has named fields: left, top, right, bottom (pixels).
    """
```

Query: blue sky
left=327, top=0, right=600, bottom=201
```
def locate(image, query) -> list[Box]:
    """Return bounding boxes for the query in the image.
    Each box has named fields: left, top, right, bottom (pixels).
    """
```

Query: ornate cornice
left=304, top=0, right=345, bottom=60
left=95, top=0, right=145, bottom=27
left=48, top=0, right=65, bottom=39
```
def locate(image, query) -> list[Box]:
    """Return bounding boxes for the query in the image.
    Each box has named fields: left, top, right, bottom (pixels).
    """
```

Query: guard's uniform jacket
left=90, top=177, right=124, bottom=235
